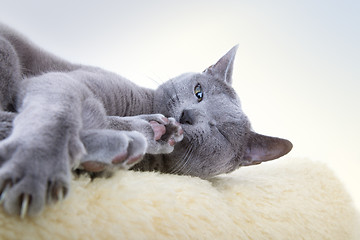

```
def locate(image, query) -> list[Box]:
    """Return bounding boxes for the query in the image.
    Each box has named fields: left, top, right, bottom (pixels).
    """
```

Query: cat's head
left=154, top=46, right=292, bottom=179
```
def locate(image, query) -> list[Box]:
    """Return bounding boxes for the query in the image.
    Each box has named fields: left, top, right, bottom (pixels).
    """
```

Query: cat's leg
left=0, top=75, right=85, bottom=217
left=77, top=114, right=184, bottom=174
left=0, top=102, right=183, bottom=174
left=0, top=110, right=147, bottom=173
left=107, top=114, right=184, bottom=155
left=0, top=37, right=22, bottom=111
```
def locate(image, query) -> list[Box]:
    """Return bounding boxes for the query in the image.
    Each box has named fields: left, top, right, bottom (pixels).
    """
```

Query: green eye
left=194, top=84, right=203, bottom=102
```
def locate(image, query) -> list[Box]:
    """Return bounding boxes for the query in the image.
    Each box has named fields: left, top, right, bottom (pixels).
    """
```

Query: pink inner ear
left=244, top=132, right=293, bottom=164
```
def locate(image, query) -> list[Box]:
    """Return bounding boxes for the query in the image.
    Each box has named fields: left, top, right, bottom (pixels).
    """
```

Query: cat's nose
left=179, top=109, right=196, bottom=125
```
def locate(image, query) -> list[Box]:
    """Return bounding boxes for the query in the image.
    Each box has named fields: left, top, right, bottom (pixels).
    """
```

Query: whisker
left=146, top=77, right=162, bottom=88
left=146, top=72, right=165, bottom=87
left=169, top=140, right=193, bottom=174
left=179, top=147, right=196, bottom=176
left=173, top=141, right=195, bottom=175
left=169, top=146, right=190, bottom=174
left=217, top=127, right=232, bottom=145
left=177, top=148, right=193, bottom=174
left=170, top=80, right=180, bottom=102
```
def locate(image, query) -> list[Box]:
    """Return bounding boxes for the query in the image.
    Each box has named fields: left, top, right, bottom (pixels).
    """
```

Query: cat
left=0, top=23, right=292, bottom=218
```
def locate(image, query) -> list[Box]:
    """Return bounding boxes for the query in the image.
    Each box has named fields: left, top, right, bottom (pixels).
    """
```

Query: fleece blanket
left=0, top=158, right=359, bottom=240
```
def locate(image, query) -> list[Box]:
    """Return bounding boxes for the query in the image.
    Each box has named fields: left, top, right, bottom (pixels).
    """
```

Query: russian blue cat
left=0, top=23, right=292, bottom=217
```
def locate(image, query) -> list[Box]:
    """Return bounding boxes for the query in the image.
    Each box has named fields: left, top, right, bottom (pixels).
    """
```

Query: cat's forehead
left=171, top=72, right=238, bottom=99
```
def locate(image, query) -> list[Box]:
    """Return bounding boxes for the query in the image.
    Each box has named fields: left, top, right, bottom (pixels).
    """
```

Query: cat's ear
left=203, top=45, right=238, bottom=85
left=242, top=132, right=293, bottom=166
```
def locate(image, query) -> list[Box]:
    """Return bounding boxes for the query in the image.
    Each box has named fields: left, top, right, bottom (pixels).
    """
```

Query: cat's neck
left=78, top=67, right=156, bottom=117
left=118, top=86, right=155, bottom=116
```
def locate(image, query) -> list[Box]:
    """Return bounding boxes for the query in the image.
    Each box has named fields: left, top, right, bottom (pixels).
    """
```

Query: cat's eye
left=194, top=84, right=203, bottom=102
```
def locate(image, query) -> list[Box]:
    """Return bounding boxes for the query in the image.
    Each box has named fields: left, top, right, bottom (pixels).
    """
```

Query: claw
left=0, top=183, right=11, bottom=204
left=20, top=194, right=30, bottom=219
left=57, top=188, right=64, bottom=202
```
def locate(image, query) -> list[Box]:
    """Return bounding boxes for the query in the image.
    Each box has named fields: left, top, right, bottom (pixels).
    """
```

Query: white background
left=1, top=0, right=359, bottom=209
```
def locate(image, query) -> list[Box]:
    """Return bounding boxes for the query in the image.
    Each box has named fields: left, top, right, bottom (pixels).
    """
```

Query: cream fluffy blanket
left=0, top=158, right=359, bottom=240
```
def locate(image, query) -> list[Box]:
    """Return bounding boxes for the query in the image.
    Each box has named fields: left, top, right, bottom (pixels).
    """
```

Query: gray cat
left=0, top=23, right=292, bottom=218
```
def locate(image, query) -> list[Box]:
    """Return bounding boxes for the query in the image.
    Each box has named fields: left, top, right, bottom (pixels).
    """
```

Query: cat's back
left=0, top=22, right=39, bottom=55
left=0, top=22, right=19, bottom=39
left=0, top=22, right=78, bottom=77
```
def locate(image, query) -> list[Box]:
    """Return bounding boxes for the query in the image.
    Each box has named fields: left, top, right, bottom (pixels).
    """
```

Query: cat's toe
left=47, top=179, right=69, bottom=204
left=0, top=181, right=11, bottom=204
left=166, top=117, right=184, bottom=143
left=116, top=131, right=147, bottom=169
left=149, top=121, right=166, bottom=140
left=0, top=174, right=46, bottom=217
left=68, top=136, right=86, bottom=166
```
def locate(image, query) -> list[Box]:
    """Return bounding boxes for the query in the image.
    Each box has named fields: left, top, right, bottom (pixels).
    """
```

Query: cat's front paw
left=0, top=141, right=70, bottom=218
left=80, top=130, right=147, bottom=172
left=107, top=114, right=184, bottom=154
left=147, top=116, right=184, bottom=154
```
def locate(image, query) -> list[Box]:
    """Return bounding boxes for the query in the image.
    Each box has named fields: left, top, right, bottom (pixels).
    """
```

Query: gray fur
left=0, top=23, right=292, bottom=217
